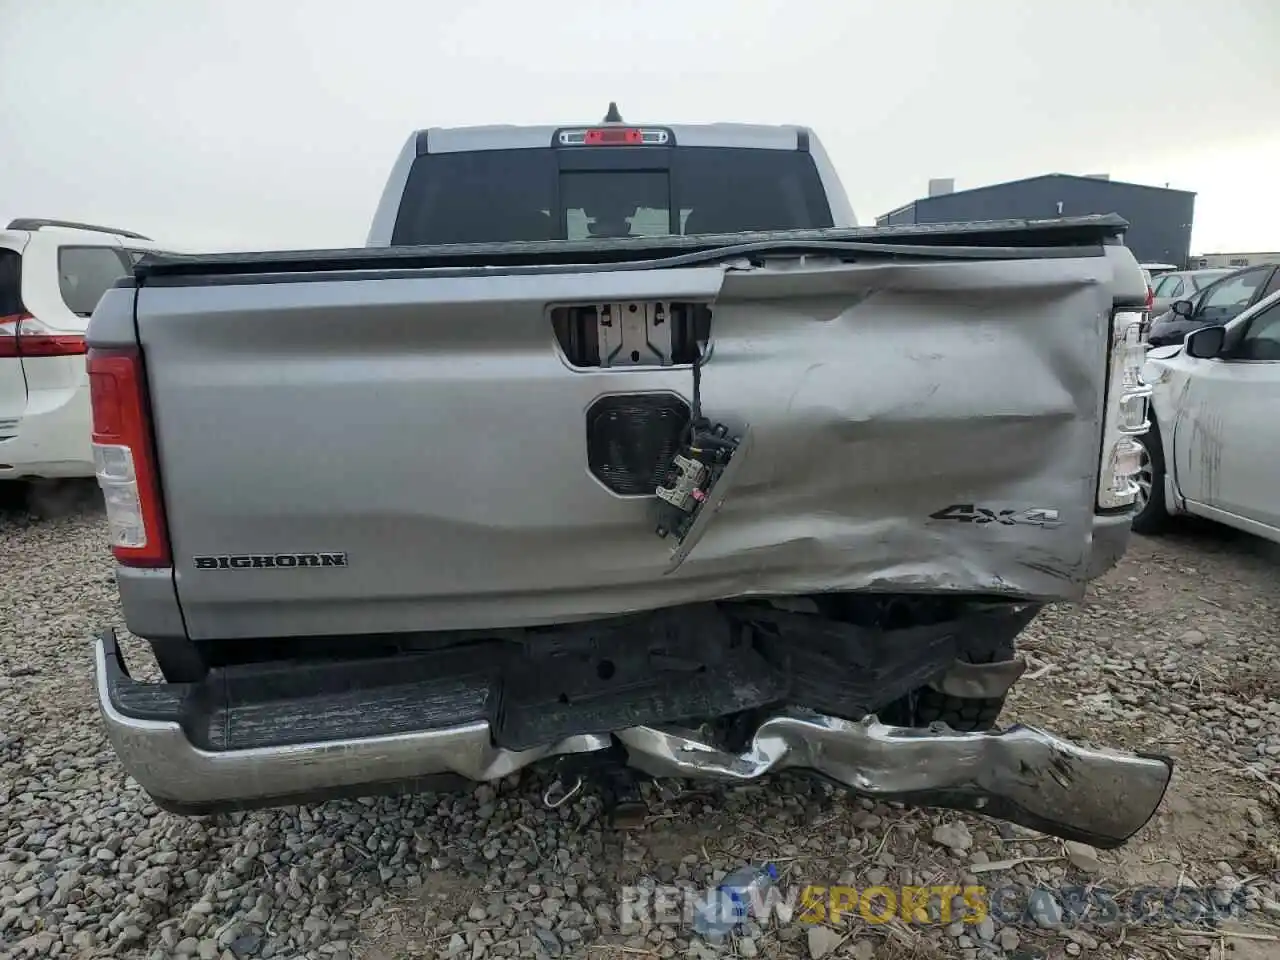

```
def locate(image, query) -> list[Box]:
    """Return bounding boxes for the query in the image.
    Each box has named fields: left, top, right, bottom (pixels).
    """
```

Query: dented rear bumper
left=618, top=715, right=1172, bottom=849
left=96, top=632, right=1171, bottom=847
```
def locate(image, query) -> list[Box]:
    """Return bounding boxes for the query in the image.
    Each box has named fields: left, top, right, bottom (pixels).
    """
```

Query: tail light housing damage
left=1097, top=309, right=1152, bottom=510
left=88, top=348, right=170, bottom=566
left=0, top=313, right=87, bottom=358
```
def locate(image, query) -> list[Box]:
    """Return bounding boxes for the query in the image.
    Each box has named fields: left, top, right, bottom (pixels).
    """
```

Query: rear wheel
left=1131, top=425, right=1169, bottom=535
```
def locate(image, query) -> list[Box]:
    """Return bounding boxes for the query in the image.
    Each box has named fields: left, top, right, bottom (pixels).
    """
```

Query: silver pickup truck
left=88, top=111, right=1170, bottom=849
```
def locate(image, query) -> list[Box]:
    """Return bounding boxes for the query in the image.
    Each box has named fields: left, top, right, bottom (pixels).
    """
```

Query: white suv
left=1, top=219, right=166, bottom=493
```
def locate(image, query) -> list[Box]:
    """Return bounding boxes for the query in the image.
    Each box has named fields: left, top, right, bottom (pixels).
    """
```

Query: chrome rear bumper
left=96, top=633, right=1172, bottom=848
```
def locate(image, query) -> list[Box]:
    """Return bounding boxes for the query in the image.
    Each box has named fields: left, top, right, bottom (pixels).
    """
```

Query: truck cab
left=366, top=111, right=857, bottom=247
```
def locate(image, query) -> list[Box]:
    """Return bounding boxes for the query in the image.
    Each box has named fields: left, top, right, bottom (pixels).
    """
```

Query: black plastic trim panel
left=101, top=633, right=190, bottom=721
left=130, top=215, right=1130, bottom=284
left=101, top=631, right=496, bottom=751
left=134, top=243, right=1110, bottom=289
left=585, top=393, right=691, bottom=497
left=8, top=218, right=152, bottom=241
left=201, top=647, right=497, bottom=750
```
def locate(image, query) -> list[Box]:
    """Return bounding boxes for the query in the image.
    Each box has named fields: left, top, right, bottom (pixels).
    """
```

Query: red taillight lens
left=1145, top=286, right=1154, bottom=310
left=584, top=127, right=645, bottom=145
left=18, top=331, right=87, bottom=356
left=88, top=347, right=170, bottom=567
left=0, top=313, right=21, bottom=358
left=0, top=313, right=87, bottom=358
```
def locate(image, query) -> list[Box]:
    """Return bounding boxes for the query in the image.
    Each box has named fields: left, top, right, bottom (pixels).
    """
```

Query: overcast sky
left=2, top=0, right=1277, bottom=254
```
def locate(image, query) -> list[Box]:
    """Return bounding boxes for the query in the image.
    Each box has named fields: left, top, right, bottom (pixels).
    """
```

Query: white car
left=1, top=219, right=166, bottom=499
left=1135, top=287, right=1280, bottom=541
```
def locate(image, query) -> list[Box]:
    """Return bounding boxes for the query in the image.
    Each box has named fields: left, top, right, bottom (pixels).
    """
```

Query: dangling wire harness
left=653, top=341, right=741, bottom=544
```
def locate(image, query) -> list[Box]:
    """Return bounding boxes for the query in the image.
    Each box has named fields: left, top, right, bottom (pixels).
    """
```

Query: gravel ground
left=2, top=491, right=1279, bottom=960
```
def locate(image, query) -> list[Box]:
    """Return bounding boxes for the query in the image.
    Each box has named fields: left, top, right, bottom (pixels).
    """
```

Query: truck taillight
left=0, top=313, right=87, bottom=358
left=1097, top=310, right=1152, bottom=510
left=88, top=348, right=170, bottom=567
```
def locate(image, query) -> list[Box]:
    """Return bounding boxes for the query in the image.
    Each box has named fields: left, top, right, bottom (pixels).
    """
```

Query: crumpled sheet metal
left=616, top=711, right=1173, bottom=849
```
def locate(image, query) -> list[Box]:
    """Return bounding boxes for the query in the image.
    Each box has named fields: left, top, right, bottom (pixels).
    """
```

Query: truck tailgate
left=124, top=254, right=1116, bottom=640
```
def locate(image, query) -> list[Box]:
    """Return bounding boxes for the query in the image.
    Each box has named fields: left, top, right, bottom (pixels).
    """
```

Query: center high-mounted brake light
left=88, top=347, right=170, bottom=567
left=556, top=102, right=671, bottom=147
left=586, top=128, right=643, bottom=145
left=557, top=128, right=670, bottom=146
left=0, top=312, right=87, bottom=358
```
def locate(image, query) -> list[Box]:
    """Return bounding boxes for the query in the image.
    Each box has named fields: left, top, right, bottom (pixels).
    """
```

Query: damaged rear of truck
left=88, top=118, right=1170, bottom=849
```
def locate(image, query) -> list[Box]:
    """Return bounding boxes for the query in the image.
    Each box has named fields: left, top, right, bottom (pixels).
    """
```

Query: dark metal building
left=877, top=174, right=1196, bottom=267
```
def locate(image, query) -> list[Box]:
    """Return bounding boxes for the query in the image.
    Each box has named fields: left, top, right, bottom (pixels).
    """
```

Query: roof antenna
left=603, top=101, right=623, bottom=123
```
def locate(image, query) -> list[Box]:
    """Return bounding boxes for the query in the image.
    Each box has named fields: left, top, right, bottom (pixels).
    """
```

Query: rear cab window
left=57, top=247, right=133, bottom=317
left=391, top=144, right=834, bottom=245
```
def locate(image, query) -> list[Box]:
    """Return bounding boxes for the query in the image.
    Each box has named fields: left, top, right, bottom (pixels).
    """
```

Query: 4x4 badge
left=929, top=504, right=1061, bottom=528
